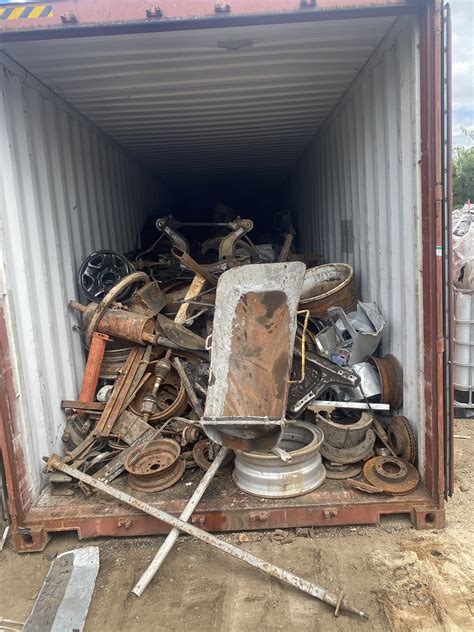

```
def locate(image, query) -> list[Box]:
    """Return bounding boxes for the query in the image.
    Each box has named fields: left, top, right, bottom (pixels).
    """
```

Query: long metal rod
left=46, top=455, right=368, bottom=619
left=132, top=447, right=229, bottom=597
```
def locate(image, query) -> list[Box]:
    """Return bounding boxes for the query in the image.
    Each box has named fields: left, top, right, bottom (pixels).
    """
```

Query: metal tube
left=171, top=247, right=218, bottom=286
left=46, top=455, right=368, bottom=619
left=132, top=447, right=229, bottom=597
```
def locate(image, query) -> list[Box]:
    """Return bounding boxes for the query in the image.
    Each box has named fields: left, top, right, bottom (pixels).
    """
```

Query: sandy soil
left=0, top=420, right=473, bottom=632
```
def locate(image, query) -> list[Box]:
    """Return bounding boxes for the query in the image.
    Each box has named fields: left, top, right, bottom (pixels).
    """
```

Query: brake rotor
left=124, top=438, right=185, bottom=492
left=387, top=416, right=417, bottom=464
left=192, top=440, right=234, bottom=475
left=363, top=456, right=419, bottom=494
left=324, top=461, right=362, bottom=480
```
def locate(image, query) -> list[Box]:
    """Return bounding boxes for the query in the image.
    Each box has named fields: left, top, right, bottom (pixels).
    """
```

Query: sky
left=451, top=0, right=474, bottom=147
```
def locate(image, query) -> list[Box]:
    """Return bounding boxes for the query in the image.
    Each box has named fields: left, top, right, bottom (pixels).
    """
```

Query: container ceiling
left=1, top=16, right=395, bottom=180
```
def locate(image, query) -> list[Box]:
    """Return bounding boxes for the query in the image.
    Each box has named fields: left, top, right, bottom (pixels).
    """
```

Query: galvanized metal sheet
left=1, top=17, right=395, bottom=179
left=0, top=52, right=161, bottom=499
left=290, top=17, right=424, bottom=473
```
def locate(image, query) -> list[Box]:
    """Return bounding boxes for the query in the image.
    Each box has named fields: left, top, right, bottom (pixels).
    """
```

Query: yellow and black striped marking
left=0, top=4, right=53, bottom=20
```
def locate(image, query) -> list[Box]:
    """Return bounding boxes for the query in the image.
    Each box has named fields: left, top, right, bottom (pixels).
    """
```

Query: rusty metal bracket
left=288, top=352, right=360, bottom=415
left=156, top=217, right=189, bottom=254
left=218, top=218, right=253, bottom=262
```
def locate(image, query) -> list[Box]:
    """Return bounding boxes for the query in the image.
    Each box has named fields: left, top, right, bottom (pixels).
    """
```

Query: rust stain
left=223, top=291, right=290, bottom=418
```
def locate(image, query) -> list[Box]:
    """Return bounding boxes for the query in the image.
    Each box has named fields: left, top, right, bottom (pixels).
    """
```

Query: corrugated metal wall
left=0, top=52, right=163, bottom=501
left=290, top=17, right=424, bottom=470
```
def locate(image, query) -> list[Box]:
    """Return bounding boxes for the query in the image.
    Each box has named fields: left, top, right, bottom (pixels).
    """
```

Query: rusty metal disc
left=124, top=438, right=184, bottom=492
left=387, top=416, right=417, bottom=464
left=324, top=461, right=362, bottom=480
left=129, top=366, right=187, bottom=423
left=366, top=354, right=403, bottom=408
left=181, top=451, right=197, bottom=469
left=363, top=456, right=419, bottom=495
left=192, top=440, right=234, bottom=475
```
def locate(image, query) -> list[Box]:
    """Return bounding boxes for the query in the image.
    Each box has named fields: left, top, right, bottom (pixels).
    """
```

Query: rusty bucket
left=299, top=263, right=357, bottom=318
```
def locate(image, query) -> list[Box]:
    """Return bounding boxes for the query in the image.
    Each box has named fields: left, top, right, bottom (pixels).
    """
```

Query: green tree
left=453, top=129, right=474, bottom=208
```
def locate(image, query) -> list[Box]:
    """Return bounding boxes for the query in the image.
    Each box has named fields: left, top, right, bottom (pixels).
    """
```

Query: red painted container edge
left=0, top=0, right=425, bottom=38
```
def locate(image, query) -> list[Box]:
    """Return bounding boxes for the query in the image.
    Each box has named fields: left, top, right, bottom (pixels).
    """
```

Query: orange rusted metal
left=77, top=332, right=109, bottom=417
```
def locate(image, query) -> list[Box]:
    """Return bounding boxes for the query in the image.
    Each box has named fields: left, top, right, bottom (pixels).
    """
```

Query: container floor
left=25, top=468, right=439, bottom=547
left=2, top=420, right=472, bottom=632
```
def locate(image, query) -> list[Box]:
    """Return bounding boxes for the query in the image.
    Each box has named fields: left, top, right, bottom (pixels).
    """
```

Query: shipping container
left=0, top=0, right=453, bottom=552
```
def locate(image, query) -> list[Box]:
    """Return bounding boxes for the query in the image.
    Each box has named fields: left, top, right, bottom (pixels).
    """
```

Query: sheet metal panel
left=291, top=16, right=424, bottom=471
left=0, top=53, right=161, bottom=501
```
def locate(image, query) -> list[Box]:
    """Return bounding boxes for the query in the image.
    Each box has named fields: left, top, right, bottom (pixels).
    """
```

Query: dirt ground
left=1, top=419, right=473, bottom=632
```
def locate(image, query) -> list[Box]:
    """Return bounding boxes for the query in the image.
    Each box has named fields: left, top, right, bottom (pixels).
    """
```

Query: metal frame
left=0, top=0, right=448, bottom=552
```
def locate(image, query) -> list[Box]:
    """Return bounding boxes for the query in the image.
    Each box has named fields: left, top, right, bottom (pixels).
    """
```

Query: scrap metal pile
left=43, top=213, right=421, bottom=616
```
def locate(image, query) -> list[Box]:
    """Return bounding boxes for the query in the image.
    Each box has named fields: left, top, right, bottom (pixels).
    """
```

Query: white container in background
left=454, top=289, right=474, bottom=407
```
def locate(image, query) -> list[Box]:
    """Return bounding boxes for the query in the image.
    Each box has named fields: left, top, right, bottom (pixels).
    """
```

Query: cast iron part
left=312, top=411, right=372, bottom=449
left=129, top=367, right=187, bottom=423
left=363, top=456, right=419, bottom=495
left=366, top=354, right=403, bottom=408
left=324, top=461, right=362, bottom=480
left=320, top=428, right=376, bottom=465
left=288, top=352, right=360, bottom=415
left=124, top=438, right=184, bottom=492
left=387, top=416, right=417, bottom=464
left=78, top=250, right=135, bottom=302
left=192, top=440, right=234, bottom=475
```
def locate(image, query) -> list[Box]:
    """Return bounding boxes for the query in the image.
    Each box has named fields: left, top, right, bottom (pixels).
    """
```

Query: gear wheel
left=387, top=416, right=417, bottom=464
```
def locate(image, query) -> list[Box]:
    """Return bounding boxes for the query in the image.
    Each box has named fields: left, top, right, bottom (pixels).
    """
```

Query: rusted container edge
left=0, top=0, right=427, bottom=40
left=13, top=489, right=444, bottom=553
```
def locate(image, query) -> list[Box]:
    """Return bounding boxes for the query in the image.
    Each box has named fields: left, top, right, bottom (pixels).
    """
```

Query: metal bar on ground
left=46, top=454, right=368, bottom=619
left=132, top=447, right=229, bottom=597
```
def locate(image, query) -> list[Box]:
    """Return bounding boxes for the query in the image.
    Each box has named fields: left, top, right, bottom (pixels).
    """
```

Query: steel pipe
left=45, top=454, right=368, bottom=619
left=132, top=447, right=229, bottom=597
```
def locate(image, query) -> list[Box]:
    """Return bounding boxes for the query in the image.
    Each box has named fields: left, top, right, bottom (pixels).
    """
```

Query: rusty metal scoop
left=202, top=262, right=306, bottom=451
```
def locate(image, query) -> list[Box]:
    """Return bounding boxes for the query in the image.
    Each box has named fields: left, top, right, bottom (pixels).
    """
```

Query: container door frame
left=441, top=1, right=453, bottom=497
